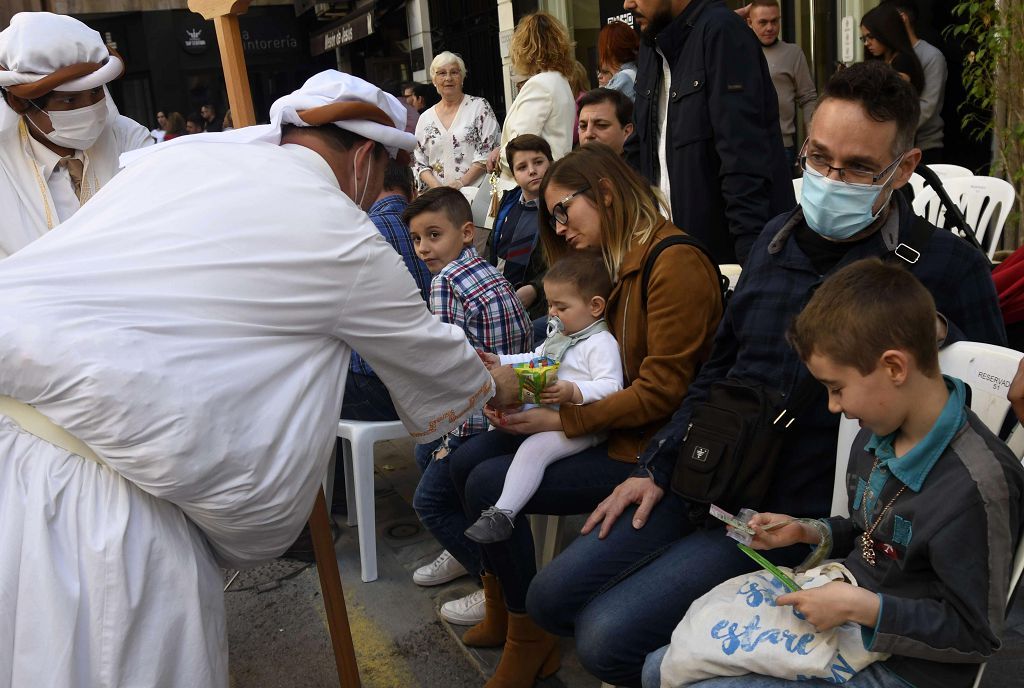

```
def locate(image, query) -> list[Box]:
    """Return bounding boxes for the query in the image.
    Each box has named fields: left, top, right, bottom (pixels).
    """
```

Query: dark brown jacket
left=560, top=220, right=722, bottom=461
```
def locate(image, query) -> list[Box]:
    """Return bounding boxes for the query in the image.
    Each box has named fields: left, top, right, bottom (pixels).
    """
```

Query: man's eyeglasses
left=798, top=149, right=904, bottom=186
left=549, top=186, right=590, bottom=228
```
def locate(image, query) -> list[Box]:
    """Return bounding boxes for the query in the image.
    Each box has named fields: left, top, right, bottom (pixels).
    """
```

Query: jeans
left=412, top=433, right=482, bottom=577
left=642, top=649, right=906, bottom=688
left=784, top=144, right=797, bottom=171
left=340, top=371, right=399, bottom=421
left=527, top=494, right=808, bottom=687
left=448, top=430, right=636, bottom=612
left=531, top=316, right=549, bottom=345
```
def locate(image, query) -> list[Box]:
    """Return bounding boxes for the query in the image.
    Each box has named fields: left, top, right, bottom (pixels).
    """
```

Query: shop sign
left=310, top=11, right=373, bottom=55
left=183, top=26, right=209, bottom=54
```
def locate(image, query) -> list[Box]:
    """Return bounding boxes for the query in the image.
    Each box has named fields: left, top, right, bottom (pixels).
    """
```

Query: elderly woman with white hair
left=412, top=51, right=500, bottom=196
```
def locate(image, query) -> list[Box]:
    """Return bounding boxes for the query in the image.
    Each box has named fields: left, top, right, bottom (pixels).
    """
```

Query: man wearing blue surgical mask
left=526, top=60, right=1006, bottom=687
left=0, top=12, right=151, bottom=258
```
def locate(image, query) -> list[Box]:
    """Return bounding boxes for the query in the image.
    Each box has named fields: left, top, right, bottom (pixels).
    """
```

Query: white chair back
left=792, top=177, right=803, bottom=200
left=907, top=172, right=926, bottom=199
left=911, top=176, right=1015, bottom=258
left=926, top=163, right=974, bottom=181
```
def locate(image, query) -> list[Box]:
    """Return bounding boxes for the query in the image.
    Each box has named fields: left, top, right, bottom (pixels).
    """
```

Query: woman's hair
left=568, top=60, right=592, bottom=95
left=164, top=112, right=186, bottom=136
left=430, top=51, right=468, bottom=80
left=538, top=143, right=663, bottom=280
left=510, top=12, right=574, bottom=79
left=861, top=4, right=924, bottom=94
left=598, top=20, right=639, bottom=73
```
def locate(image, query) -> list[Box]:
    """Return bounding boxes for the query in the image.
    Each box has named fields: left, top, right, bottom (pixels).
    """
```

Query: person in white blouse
left=413, top=51, right=500, bottom=198
left=0, top=12, right=151, bottom=259
left=486, top=12, right=576, bottom=195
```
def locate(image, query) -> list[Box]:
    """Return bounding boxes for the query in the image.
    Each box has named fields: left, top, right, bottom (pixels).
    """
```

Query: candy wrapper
left=512, top=356, right=560, bottom=404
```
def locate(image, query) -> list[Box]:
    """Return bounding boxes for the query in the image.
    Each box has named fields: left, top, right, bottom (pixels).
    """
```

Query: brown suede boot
left=484, top=611, right=560, bottom=688
left=462, top=572, right=508, bottom=647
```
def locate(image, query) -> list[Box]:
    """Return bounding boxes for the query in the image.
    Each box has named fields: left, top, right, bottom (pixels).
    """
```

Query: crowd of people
left=0, top=3, right=1020, bottom=688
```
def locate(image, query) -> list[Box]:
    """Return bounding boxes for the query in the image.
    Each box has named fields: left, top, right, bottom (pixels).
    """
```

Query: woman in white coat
left=486, top=12, right=576, bottom=196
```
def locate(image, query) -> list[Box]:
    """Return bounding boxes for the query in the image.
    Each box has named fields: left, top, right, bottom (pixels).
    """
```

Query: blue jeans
left=642, top=649, right=906, bottom=688
left=448, top=430, right=636, bottom=612
left=412, top=433, right=482, bottom=577
left=340, top=371, right=399, bottom=421
left=527, top=494, right=808, bottom=687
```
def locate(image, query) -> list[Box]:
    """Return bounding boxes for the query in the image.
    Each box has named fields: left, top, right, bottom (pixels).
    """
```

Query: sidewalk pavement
left=224, top=436, right=1024, bottom=688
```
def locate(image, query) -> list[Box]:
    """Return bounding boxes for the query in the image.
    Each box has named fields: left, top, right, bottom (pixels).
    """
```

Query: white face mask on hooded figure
left=28, top=97, right=110, bottom=151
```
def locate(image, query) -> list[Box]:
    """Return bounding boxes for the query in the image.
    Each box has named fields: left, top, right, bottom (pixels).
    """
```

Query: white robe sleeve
left=111, top=114, right=154, bottom=152
left=335, top=226, right=493, bottom=442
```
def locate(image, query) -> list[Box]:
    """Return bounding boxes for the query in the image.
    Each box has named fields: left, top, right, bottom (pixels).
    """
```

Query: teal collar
left=864, top=376, right=966, bottom=492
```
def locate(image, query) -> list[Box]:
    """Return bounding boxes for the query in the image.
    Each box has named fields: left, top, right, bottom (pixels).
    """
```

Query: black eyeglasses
left=859, top=33, right=876, bottom=43
left=799, top=148, right=905, bottom=186
left=548, top=186, right=590, bottom=228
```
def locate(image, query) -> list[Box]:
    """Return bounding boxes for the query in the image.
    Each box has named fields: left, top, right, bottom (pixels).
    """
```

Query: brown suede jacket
left=560, top=220, right=722, bottom=462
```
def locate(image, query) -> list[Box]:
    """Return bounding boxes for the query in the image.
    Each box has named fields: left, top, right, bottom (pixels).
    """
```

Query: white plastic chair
left=926, top=163, right=974, bottom=181
left=719, top=264, right=742, bottom=293
left=829, top=341, right=1024, bottom=688
left=907, top=172, right=926, bottom=199
left=332, top=419, right=409, bottom=582
left=792, top=177, right=803, bottom=200
left=911, top=176, right=1016, bottom=259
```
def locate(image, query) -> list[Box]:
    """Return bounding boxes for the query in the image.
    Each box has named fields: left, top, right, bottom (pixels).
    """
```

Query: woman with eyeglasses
left=412, top=51, right=500, bottom=197
left=443, top=143, right=723, bottom=687
left=859, top=4, right=924, bottom=94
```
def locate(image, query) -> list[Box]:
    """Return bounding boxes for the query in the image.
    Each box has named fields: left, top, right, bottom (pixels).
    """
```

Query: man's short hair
left=819, top=61, right=920, bottom=155
left=788, top=258, right=940, bottom=377
left=186, top=112, right=205, bottom=127
left=881, top=0, right=918, bottom=25
left=412, top=83, right=439, bottom=108
left=577, top=87, right=634, bottom=127
left=382, top=159, right=414, bottom=200
left=505, top=134, right=553, bottom=167
left=544, top=251, right=614, bottom=302
left=280, top=123, right=387, bottom=159
left=750, top=0, right=780, bottom=9
left=402, top=186, right=473, bottom=229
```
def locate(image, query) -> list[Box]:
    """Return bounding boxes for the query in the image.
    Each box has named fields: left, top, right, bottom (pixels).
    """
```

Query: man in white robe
left=0, top=70, right=513, bottom=688
left=0, top=12, right=152, bottom=258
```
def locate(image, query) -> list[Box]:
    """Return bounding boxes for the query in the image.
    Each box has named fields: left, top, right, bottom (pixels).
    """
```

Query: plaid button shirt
left=431, top=246, right=533, bottom=436
left=638, top=194, right=1006, bottom=518
left=350, top=195, right=432, bottom=378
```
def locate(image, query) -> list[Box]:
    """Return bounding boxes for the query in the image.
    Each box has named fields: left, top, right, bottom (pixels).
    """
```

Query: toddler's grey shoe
left=464, top=507, right=515, bottom=544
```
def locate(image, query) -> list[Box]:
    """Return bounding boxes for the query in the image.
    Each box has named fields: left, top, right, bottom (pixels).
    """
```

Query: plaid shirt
left=638, top=193, right=1006, bottom=518
left=431, top=246, right=533, bottom=436
left=350, top=195, right=432, bottom=377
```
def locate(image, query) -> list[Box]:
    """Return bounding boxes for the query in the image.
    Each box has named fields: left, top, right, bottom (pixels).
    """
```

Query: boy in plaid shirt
left=403, top=186, right=532, bottom=598
left=403, top=187, right=532, bottom=462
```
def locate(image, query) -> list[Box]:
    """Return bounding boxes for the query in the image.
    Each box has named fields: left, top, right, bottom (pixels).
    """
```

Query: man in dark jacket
left=626, top=0, right=795, bottom=265
left=527, top=61, right=1007, bottom=687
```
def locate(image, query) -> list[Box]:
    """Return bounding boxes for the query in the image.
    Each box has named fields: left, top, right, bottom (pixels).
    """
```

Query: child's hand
left=747, top=512, right=812, bottom=550
left=478, top=351, right=501, bottom=370
left=776, top=582, right=880, bottom=631
left=539, top=380, right=580, bottom=405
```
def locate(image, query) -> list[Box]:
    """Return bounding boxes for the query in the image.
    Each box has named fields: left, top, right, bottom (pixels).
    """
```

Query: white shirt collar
left=24, top=122, right=87, bottom=181
left=280, top=142, right=339, bottom=190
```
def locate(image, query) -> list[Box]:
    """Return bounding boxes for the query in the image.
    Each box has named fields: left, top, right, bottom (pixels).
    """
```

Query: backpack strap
left=641, top=235, right=730, bottom=312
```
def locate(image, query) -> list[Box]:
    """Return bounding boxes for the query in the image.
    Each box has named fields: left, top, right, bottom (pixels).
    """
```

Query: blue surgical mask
left=800, top=166, right=897, bottom=240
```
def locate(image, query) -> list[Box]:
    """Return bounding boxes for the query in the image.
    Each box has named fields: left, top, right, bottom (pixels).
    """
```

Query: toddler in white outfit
left=467, top=252, right=623, bottom=543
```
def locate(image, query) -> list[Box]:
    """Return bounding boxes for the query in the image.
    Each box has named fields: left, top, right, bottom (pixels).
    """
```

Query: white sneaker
left=413, top=550, right=469, bottom=587
left=440, top=589, right=485, bottom=625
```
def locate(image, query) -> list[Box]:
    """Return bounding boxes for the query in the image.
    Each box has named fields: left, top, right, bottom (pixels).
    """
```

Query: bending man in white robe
left=0, top=12, right=152, bottom=258
left=0, top=70, right=514, bottom=688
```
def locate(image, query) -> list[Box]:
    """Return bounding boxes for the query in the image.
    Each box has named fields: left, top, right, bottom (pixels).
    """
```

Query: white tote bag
left=658, top=562, right=889, bottom=687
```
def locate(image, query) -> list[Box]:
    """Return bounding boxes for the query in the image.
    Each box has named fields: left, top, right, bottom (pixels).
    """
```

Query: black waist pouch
left=670, top=380, right=791, bottom=519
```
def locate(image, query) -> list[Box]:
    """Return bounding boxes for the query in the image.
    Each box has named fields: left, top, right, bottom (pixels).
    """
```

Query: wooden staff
left=186, top=3, right=362, bottom=684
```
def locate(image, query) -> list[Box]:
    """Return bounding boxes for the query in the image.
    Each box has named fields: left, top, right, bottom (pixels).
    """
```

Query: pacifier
left=546, top=315, right=565, bottom=338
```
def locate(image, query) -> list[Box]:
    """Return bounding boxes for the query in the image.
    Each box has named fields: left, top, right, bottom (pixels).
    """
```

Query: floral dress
left=413, top=95, right=500, bottom=188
